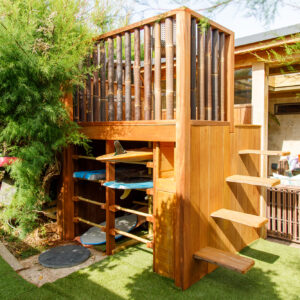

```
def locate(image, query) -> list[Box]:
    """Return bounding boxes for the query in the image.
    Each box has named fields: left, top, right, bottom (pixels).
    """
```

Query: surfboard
left=96, top=148, right=153, bottom=163
left=80, top=214, right=137, bottom=245
left=103, top=177, right=153, bottom=190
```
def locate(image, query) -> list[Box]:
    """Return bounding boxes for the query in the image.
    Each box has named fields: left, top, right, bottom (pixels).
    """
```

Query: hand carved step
left=238, top=149, right=290, bottom=156
left=226, top=175, right=280, bottom=187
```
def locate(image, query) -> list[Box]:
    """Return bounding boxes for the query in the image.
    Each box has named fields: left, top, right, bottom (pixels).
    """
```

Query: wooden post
left=165, top=17, right=174, bottom=120
left=190, top=18, right=196, bottom=119
left=144, top=25, right=152, bottom=120
left=212, top=29, right=219, bottom=121
left=175, top=10, right=191, bottom=290
left=205, top=27, right=212, bottom=121
left=93, top=45, right=100, bottom=121
left=100, top=41, right=106, bottom=121
left=252, top=62, right=269, bottom=238
left=134, top=29, right=141, bottom=120
left=106, top=141, right=116, bottom=255
left=154, top=22, right=161, bottom=120
left=125, top=32, right=132, bottom=120
left=219, top=32, right=225, bottom=121
left=116, top=35, right=123, bottom=121
left=108, top=37, right=115, bottom=121
left=197, top=26, right=205, bottom=120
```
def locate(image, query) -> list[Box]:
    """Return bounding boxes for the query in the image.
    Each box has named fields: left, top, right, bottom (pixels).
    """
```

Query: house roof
left=235, top=23, right=300, bottom=47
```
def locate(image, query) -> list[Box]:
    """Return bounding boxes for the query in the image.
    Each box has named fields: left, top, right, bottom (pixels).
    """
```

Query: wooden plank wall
left=178, top=124, right=261, bottom=289
left=234, top=104, right=252, bottom=125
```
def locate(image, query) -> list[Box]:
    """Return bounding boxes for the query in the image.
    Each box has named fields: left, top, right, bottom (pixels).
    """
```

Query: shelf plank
left=211, top=208, right=268, bottom=228
left=194, top=247, right=254, bottom=274
left=238, top=149, right=290, bottom=156
left=226, top=175, right=280, bottom=187
left=97, top=148, right=153, bottom=162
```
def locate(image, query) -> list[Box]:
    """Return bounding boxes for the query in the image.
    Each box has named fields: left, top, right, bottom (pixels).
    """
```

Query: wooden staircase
left=194, top=247, right=254, bottom=274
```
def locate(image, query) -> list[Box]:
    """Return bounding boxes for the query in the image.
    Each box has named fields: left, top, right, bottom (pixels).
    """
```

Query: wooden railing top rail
left=94, top=6, right=233, bottom=42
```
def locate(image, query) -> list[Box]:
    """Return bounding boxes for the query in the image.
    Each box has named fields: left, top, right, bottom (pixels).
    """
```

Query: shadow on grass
left=240, top=245, right=280, bottom=264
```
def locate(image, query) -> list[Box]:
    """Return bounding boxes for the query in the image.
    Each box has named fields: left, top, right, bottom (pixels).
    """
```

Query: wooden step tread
left=194, top=247, right=254, bottom=274
left=211, top=209, right=268, bottom=228
left=226, top=175, right=280, bottom=187
left=97, top=148, right=153, bottom=163
left=239, top=149, right=290, bottom=156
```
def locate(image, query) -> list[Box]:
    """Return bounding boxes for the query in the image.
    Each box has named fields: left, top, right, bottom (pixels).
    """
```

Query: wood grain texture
left=219, top=33, right=225, bottom=121
left=100, top=41, right=106, bottom=121
left=197, top=26, right=205, bottom=120
left=205, top=27, right=212, bottom=121
left=93, top=45, right=100, bottom=121
left=116, top=35, right=123, bottom=121
left=108, top=38, right=115, bottom=121
left=144, top=25, right=152, bottom=120
left=190, top=18, right=197, bottom=119
left=134, top=29, right=141, bottom=120
left=154, top=22, right=162, bottom=120
left=125, top=32, right=132, bottom=120
left=212, top=29, right=219, bottom=121
left=226, top=175, right=280, bottom=188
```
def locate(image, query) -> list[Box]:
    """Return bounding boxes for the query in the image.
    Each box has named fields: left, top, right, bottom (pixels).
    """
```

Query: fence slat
left=93, top=45, right=100, bottom=121
left=190, top=18, right=197, bottom=120
left=108, top=37, right=114, bottom=121
left=116, top=35, right=123, bottom=121
left=125, top=32, right=131, bottom=120
left=197, top=26, right=205, bottom=120
left=154, top=22, right=161, bottom=120
left=205, top=27, right=212, bottom=121
left=212, top=29, right=219, bottom=121
left=219, top=32, right=225, bottom=121
left=86, top=57, right=92, bottom=121
left=144, top=25, right=152, bottom=120
left=100, top=41, right=106, bottom=121
left=134, top=29, right=141, bottom=120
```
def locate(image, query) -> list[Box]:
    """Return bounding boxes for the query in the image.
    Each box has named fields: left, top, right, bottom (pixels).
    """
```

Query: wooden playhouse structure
left=59, top=7, right=281, bottom=290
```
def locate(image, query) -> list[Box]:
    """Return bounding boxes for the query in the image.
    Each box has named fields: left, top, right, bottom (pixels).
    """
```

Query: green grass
left=1, top=239, right=300, bottom=299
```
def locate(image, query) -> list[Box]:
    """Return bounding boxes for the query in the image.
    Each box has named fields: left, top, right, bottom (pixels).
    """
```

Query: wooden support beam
left=74, top=217, right=105, bottom=231
left=114, top=228, right=152, bottom=247
left=194, top=247, right=254, bottom=274
left=106, top=141, right=116, bottom=255
left=73, top=196, right=106, bottom=209
left=211, top=208, right=268, bottom=228
left=112, top=205, right=154, bottom=222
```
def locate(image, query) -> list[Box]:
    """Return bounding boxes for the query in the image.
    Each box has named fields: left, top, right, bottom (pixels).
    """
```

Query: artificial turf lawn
left=1, top=238, right=300, bottom=300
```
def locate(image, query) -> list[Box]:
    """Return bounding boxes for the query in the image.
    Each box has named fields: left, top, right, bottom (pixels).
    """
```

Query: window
left=274, top=103, right=300, bottom=115
left=234, top=68, right=252, bottom=104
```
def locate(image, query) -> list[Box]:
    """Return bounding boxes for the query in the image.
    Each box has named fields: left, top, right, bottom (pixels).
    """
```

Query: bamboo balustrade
left=73, top=8, right=233, bottom=124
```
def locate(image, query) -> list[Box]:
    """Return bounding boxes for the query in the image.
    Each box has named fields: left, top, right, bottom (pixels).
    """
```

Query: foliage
left=0, top=0, right=94, bottom=235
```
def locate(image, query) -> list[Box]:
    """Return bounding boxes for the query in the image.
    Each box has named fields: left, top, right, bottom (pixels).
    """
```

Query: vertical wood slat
left=219, top=32, right=225, bottom=121
left=116, top=35, right=123, bottom=121
left=165, top=18, right=174, bottom=120
left=144, top=25, right=152, bottom=120
left=100, top=41, right=106, bottom=121
left=197, top=26, right=205, bottom=120
left=205, top=27, right=212, bottom=121
left=108, top=38, right=115, bottom=121
left=154, top=22, right=161, bottom=120
left=125, top=32, right=131, bottom=120
left=86, top=56, right=92, bottom=121
left=74, top=87, right=79, bottom=122
left=190, top=18, right=196, bottom=120
left=93, top=45, right=100, bottom=121
left=79, top=86, right=85, bottom=121
left=134, top=29, right=141, bottom=120
left=212, top=29, right=219, bottom=121
left=106, top=141, right=116, bottom=255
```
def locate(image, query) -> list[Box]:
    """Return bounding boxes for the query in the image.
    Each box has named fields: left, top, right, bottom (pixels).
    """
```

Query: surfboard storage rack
left=60, top=7, right=281, bottom=291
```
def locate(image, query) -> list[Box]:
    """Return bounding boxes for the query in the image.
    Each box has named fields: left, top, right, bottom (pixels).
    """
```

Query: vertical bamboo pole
left=219, top=32, right=225, bottom=121
left=144, top=25, right=152, bottom=120
left=205, top=27, right=212, bottom=121
left=175, top=10, right=191, bottom=290
left=106, top=141, right=115, bottom=255
left=79, top=87, right=85, bottom=121
left=108, top=37, right=115, bottom=121
left=86, top=56, right=92, bottom=121
left=190, top=18, right=196, bottom=119
left=197, top=26, right=205, bottom=120
left=116, top=35, right=123, bottom=121
left=125, top=31, right=131, bottom=120
left=154, top=22, right=161, bottom=120
left=100, top=41, right=106, bottom=121
left=165, top=17, right=174, bottom=120
left=212, top=29, right=219, bottom=121
left=74, top=87, right=79, bottom=122
left=134, top=29, right=141, bottom=120
left=93, top=45, right=100, bottom=121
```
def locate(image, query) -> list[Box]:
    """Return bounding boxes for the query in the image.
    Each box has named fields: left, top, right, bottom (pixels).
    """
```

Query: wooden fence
left=267, top=186, right=300, bottom=243
left=72, top=8, right=233, bottom=123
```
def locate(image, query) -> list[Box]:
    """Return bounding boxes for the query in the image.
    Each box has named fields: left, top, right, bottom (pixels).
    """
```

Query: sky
left=129, top=1, right=300, bottom=39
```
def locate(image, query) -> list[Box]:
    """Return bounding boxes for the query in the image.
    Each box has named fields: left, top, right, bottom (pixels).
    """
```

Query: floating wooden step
left=239, top=149, right=290, bottom=156
left=211, top=209, right=268, bottom=228
left=193, top=247, right=254, bottom=274
left=97, top=148, right=153, bottom=163
left=226, top=175, right=280, bottom=187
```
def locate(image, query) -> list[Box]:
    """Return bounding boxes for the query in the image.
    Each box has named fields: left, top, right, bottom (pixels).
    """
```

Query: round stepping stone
left=39, top=245, right=90, bottom=268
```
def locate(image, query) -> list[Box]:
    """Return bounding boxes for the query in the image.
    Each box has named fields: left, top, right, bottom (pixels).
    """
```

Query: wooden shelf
left=211, top=208, right=268, bottom=228
left=194, top=247, right=254, bottom=274
left=97, top=148, right=153, bottom=163
left=239, top=149, right=290, bottom=156
left=226, top=175, right=280, bottom=187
